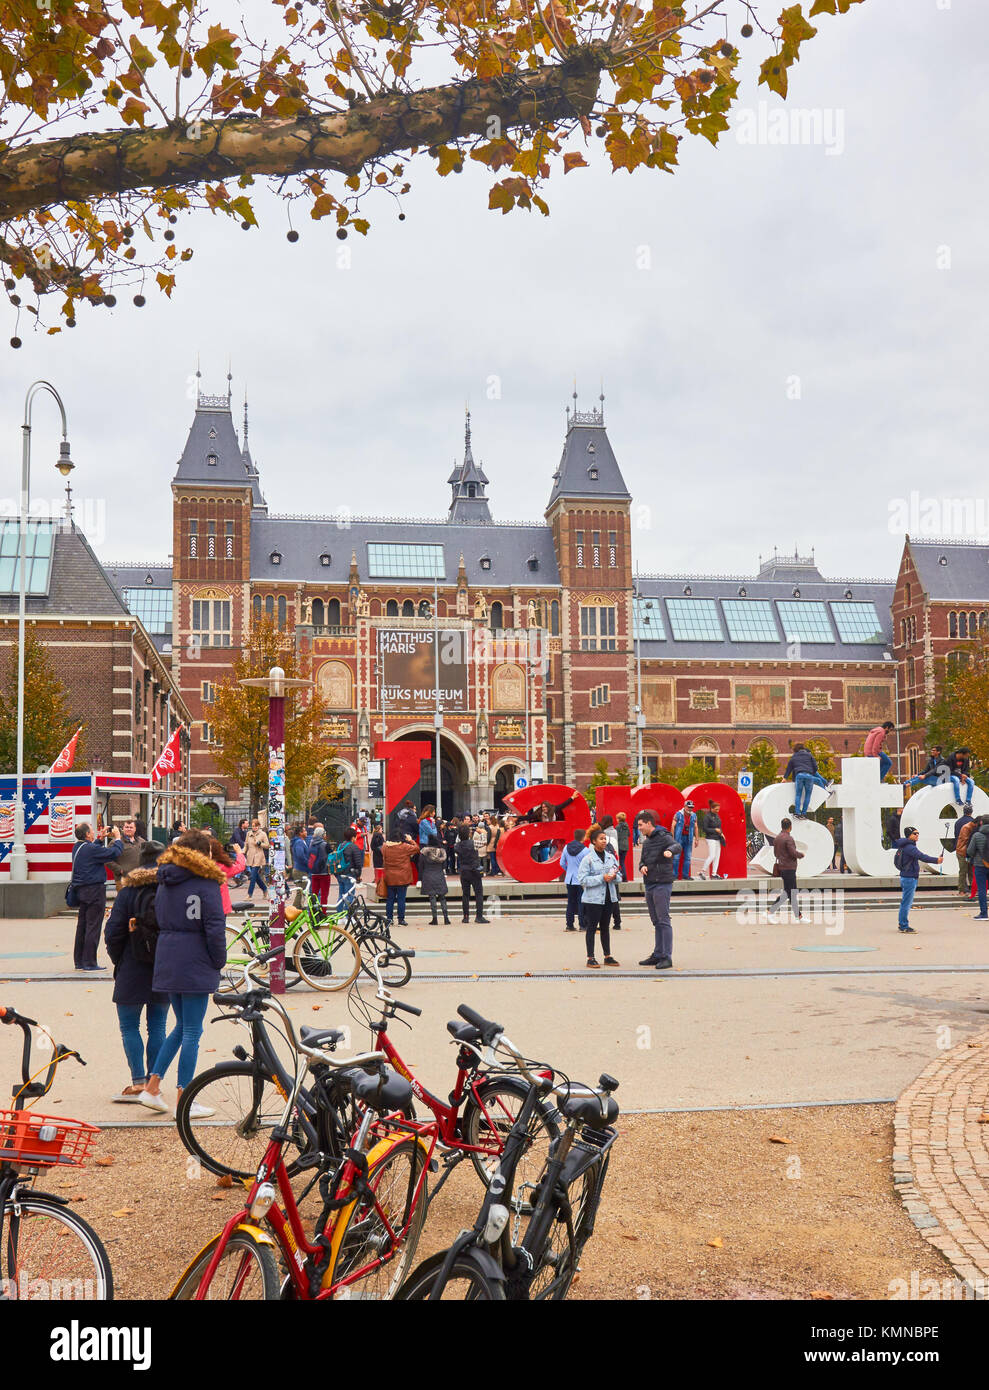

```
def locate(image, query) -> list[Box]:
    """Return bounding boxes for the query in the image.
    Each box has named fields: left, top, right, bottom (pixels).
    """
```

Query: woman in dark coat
left=419, top=834, right=450, bottom=924
left=139, top=830, right=227, bottom=1118
left=104, top=840, right=169, bottom=1103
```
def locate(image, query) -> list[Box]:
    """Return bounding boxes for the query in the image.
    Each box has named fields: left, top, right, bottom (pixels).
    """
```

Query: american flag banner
left=150, top=726, right=183, bottom=784
left=49, top=727, right=82, bottom=774
left=0, top=776, right=93, bottom=879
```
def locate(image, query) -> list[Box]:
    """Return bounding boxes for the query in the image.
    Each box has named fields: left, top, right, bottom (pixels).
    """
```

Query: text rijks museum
left=109, top=383, right=988, bottom=820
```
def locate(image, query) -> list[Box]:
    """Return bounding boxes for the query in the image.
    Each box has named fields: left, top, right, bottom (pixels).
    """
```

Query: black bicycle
left=0, top=1005, right=113, bottom=1301
left=395, top=1005, right=619, bottom=1301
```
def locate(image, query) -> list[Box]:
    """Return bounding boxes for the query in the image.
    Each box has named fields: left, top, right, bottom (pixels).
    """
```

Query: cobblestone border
left=893, top=1028, right=989, bottom=1290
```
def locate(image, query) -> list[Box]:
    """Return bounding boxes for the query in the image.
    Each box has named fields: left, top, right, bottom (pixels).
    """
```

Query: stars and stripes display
left=0, top=776, right=92, bottom=877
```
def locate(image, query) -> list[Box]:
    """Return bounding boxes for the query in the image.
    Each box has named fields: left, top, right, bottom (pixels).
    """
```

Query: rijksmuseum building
left=106, top=383, right=989, bottom=819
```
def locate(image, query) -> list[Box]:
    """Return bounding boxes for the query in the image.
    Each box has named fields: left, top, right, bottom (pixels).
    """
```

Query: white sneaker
left=187, top=1102, right=215, bottom=1119
left=138, top=1090, right=172, bottom=1115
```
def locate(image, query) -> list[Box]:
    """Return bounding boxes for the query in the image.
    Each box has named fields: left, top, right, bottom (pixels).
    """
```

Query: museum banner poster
left=378, top=628, right=469, bottom=712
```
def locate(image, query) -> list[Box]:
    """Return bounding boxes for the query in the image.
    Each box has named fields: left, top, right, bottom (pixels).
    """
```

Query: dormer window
left=738, top=586, right=747, bottom=598
left=588, top=466, right=599, bottom=480
left=468, top=484, right=476, bottom=498
left=683, top=585, right=692, bottom=597
left=480, top=556, right=491, bottom=571
left=208, top=428, right=217, bottom=440
left=319, top=552, right=331, bottom=566
left=938, top=554, right=948, bottom=565
left=270, top=551, right=282, bottom=565
left=792, top=587, right=801, bottom=598
left=207, top=453, right=218, bottom=467
left=844, top=588, right=853, bottom=599
left=527, top=554, right=539, bottom=571
left=586, top=441, right=596, bottom=454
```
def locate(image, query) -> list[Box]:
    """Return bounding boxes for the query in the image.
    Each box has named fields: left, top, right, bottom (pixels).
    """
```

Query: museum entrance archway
left=493, top=762, right=523, bottom=811
left=394, top=730, right=470, bottom=820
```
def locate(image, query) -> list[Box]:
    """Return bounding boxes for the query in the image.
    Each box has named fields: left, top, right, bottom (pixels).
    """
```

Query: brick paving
left=893, top=1027, right=989, bottom=1289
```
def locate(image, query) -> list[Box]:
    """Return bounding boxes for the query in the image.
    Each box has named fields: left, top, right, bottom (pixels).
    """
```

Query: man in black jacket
left=70, top=823, right=123, bottom=971
left=636, top=811, right=681, bottom=970
left=454, top=824, right=488, bottom=923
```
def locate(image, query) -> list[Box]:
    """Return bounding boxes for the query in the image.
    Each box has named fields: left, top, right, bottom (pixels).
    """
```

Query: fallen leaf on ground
left=215, top=1174, right=234, bottom=1188
left=311, top=1006, right=320, bottom=1012
left=64, top=1012, right=73, bottom=1016
left=95, top=1156, right=114, bottom=1167
left=70, top=1194, right=87, bottom=1202
left=111, top=1208, right=136, bottom=1217
left=620, top=1233, right=639, bottom=1241
left=978, top=1113, right=989, bottom=1124
left=810, top=1290, right=834, bottom=1300
left=707, top=1237, right=724, bottom=1248
left=967, top=1041, right=981, bottom=1048
left=210, top=1192, right=228, bottom=1201
left=768, top=1135, right=793, bottom=1145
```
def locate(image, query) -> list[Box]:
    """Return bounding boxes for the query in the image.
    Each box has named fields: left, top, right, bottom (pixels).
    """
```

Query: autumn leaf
left=111, top=1208, right=136, bottom=1217
left=95, top=1156, right=115, bottom=1167
left=768, top=1135, right=794, bottom=1145
left=435, top=146, right=462, bottom=177
left=216, top=1173, right=234, bottom=1188
left=70, top=1194, right=87, bottom=1202
left=563, top=152, right=588, bottom=174
left=707, top=1237, right=724, bottom=1248
left=810, top=1290, right=835, bottom=1300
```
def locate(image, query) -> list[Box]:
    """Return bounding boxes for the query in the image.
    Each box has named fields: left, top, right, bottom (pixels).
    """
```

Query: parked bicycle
left=0, top=1004, right=113, bottom=1301
left=396, top=1007, right=619, bottom=1301
left=170, top=950, right=429, bottom=1300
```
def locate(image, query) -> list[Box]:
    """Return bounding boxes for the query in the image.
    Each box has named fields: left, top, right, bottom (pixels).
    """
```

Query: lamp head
left=56, top=441, right=74, bottom=478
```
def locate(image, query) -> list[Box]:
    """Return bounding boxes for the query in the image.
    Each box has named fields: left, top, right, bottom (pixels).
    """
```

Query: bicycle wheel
left=461, top=1077, right=559, bottom=1207
left=175, top=1062, right=304, bottom=1181
left=170, top=1229, right=280, bottom=1300
left=1, top=1189, right=113, bottom=1299
left=396, top=1249, right=505, bottom=1301
left=326, top=1137, right=428, bottom=1301
left=358, top=934, right=412, bottom=988
left=525, top=1196, right=578, bottom=1301
left=292, top=922, right=361, bottom=992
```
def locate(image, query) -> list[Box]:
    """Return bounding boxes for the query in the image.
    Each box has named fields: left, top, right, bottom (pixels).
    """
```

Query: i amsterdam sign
left=371, top=744, right=987, bottom=884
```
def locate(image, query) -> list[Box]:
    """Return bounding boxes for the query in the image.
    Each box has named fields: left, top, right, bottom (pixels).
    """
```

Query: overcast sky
left=2, top=0, right=986, bottom=583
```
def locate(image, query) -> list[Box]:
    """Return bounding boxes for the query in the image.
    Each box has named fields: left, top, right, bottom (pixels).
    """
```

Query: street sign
left=514, top=774, right=528, bottom=790
left=366, top=760, right=383, bottom=798
left=737, top=769, right=753, bottom=802
left=530, top=761, right=545, bottom=780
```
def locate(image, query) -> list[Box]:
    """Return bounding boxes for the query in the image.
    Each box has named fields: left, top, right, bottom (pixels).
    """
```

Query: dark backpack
left=130, top=884, right=160, bottom=966
left=893, top=847, right=904, bottom=871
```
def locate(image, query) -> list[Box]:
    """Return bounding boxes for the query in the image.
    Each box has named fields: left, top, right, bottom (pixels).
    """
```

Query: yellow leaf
left=111, top=1208, right=136, bottom=1217
left=768, top=1135, right=793, bottom=1144
left=810, top=1290, right=834, bottom=1300
left=707, top=1236, right=724, bottom=1248
left=95, top=1156, right=114, bottom=1167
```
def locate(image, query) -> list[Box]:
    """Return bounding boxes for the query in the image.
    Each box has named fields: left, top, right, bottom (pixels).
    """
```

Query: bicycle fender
left=167, top=1225, right=278, bottom=1299
left=320, top=1130, right=430, bottom=1292
left=15, top=1188, right=69, bottom=1206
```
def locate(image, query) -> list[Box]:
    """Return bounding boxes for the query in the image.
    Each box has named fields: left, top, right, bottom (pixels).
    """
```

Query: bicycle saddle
left=299, top=1025, right=345, bottom=1050
left=446, top=1020, right=481, bottom=1044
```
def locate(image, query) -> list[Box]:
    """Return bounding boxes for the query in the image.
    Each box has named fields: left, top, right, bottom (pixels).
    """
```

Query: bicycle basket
left=0, top=1109, right=100, bottom=1169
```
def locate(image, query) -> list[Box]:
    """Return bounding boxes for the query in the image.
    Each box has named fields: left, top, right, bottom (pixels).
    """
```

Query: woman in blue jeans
left=103, top=839, right=169, bottom=1102
left=139, top=830, right=228, bottom=1118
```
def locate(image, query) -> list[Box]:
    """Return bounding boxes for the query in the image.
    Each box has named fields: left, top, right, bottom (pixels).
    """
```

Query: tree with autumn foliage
left=0, top=630, right=83, bottom=771
left=0, top=0, right=861, bottom=338
left=925, top=637, right=989, bottom=793
left=207, top=615, right=338, bottom=815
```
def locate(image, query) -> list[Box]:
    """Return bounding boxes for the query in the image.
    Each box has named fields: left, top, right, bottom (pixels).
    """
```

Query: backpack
left=893, top=847, right=904, bottom=871
left=329, top=844, right=350, bottom=876
left=130, top=884, right=160, bottom=966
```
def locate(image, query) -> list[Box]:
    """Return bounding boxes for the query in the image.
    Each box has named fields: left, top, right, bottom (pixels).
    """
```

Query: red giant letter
left=374, top=740, right=432, bottom=817
left=498, top=785, right=591, bottom=882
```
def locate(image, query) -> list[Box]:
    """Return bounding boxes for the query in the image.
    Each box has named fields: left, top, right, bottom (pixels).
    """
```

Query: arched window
left=253, top=594, right=261, bottom=621
left=311, top=598, right=325, bottom=627
left=402, top=599, right=415, bottom=617
left=949, top=611, right=958, bottom=637
left=907, top=655, right=915, bottom=689
left=277, top=595, right=287, bottom=629
left=981, top=610, right=989, bottom=632
left=905, top=582, right=911, bottom=605
left=489, top=601, right=503, bottom=630
left=546, top=695, right=554, bottom=721
left=264, top=594, right=274, bottom=619
left=419, top=599, right=431, bottom=618
left=467, top=484, right=476, bottom=498
left=970, top=611, right=978, bottom=635
left=550, top=600, right=560, bottom=635
left=327, top=598, right=341, bottom=626
left=689, top=737, right=719, bottom=771
left=386, top=599, right=399, bottom=617
left=959, top=612, right=968, bottom=638
left=135, top=682, right=141, bottom=721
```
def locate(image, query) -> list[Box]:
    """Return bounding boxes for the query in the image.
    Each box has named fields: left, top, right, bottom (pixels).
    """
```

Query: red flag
left=151, top=727, right=183, bottom=784
left=49, top=727, right=82, bottom=773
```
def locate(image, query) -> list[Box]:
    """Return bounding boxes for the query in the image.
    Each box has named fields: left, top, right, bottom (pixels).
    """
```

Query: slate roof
left=105, top=563, right=173, bottom=591
left=0, top=524, right=133, bottom=619
left=546, top=413, right=631, bottom=508
left=251, top=516, right=559, bottom=588
left=173, top=398, right=266, bottom=509
left=448, top=413, right=492, bottom=523
left=636, top=570, right=895, bottom=663
left=908, top=539, right=989, bottom=601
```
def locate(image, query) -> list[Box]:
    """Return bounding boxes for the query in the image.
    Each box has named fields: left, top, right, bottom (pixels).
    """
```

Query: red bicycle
left=347, top=955, right=560, bottom=1209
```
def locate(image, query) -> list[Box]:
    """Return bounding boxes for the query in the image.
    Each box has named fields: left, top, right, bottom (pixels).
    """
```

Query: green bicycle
left=224, top=891, right=361, bottom=993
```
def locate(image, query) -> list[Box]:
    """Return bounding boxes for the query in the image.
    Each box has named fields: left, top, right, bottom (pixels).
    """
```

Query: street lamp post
left=238, top=665, right=312, bottom=994
left=432, top=568, right=442, bottom=817
left=10, top=381, right=75, bottom=883
left=633, top=576, right=647, bottom=787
